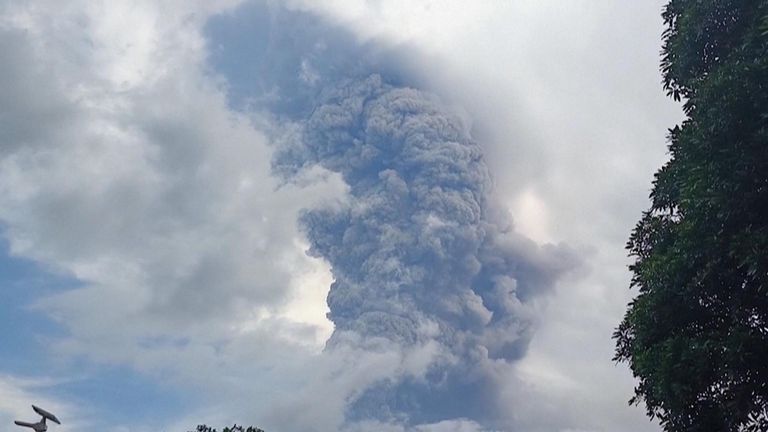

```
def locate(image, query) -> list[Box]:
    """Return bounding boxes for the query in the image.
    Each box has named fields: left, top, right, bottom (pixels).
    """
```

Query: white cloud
left=0, top=0, right=342, bottom=408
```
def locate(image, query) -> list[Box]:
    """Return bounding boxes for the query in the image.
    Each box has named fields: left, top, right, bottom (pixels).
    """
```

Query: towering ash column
left=276, top=75, right=575, bottom=427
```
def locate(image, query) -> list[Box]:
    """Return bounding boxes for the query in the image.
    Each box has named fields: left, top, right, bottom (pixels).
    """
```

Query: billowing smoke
left=273, top=75, right=575, bottom=428
left=205, top=2, right=576, bottom=428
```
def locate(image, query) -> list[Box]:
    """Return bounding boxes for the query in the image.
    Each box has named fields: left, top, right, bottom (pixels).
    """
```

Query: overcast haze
left=0, top=1, right=682, bottom=431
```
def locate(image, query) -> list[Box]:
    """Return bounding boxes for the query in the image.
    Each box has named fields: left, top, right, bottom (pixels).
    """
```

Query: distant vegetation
left=614, top=1, right=768, bottom=431
left=191, top=425, right=265, bottom=432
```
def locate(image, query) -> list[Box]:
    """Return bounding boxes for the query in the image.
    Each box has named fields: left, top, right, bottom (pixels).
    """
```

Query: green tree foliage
left=192, top=425, right=265, bottom=432
left=614, top=1, right=768, bottom=431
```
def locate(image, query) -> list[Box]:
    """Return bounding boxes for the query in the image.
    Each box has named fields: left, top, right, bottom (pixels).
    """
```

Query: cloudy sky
left=0, top=1, right=683, bottom=431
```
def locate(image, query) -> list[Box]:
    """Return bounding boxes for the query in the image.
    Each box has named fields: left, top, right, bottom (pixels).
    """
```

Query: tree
left=614, top=1, right=768, bottom=431
left=191, top=425, right=265, bottom=432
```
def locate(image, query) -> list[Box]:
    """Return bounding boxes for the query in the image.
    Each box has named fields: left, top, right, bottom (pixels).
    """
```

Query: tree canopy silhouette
left=614, top=1, right=768, bottom=431
left=191, top=425, right=265, bottom=432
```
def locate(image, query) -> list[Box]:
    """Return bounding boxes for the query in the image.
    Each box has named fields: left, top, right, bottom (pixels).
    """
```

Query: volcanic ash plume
left=275, top=75, right=575, bottom=428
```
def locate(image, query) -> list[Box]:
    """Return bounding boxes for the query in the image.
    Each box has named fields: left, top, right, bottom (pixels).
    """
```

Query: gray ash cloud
left=207, top=2, right=577, bottom=428
left=274, top=75, right=576, bottom=427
